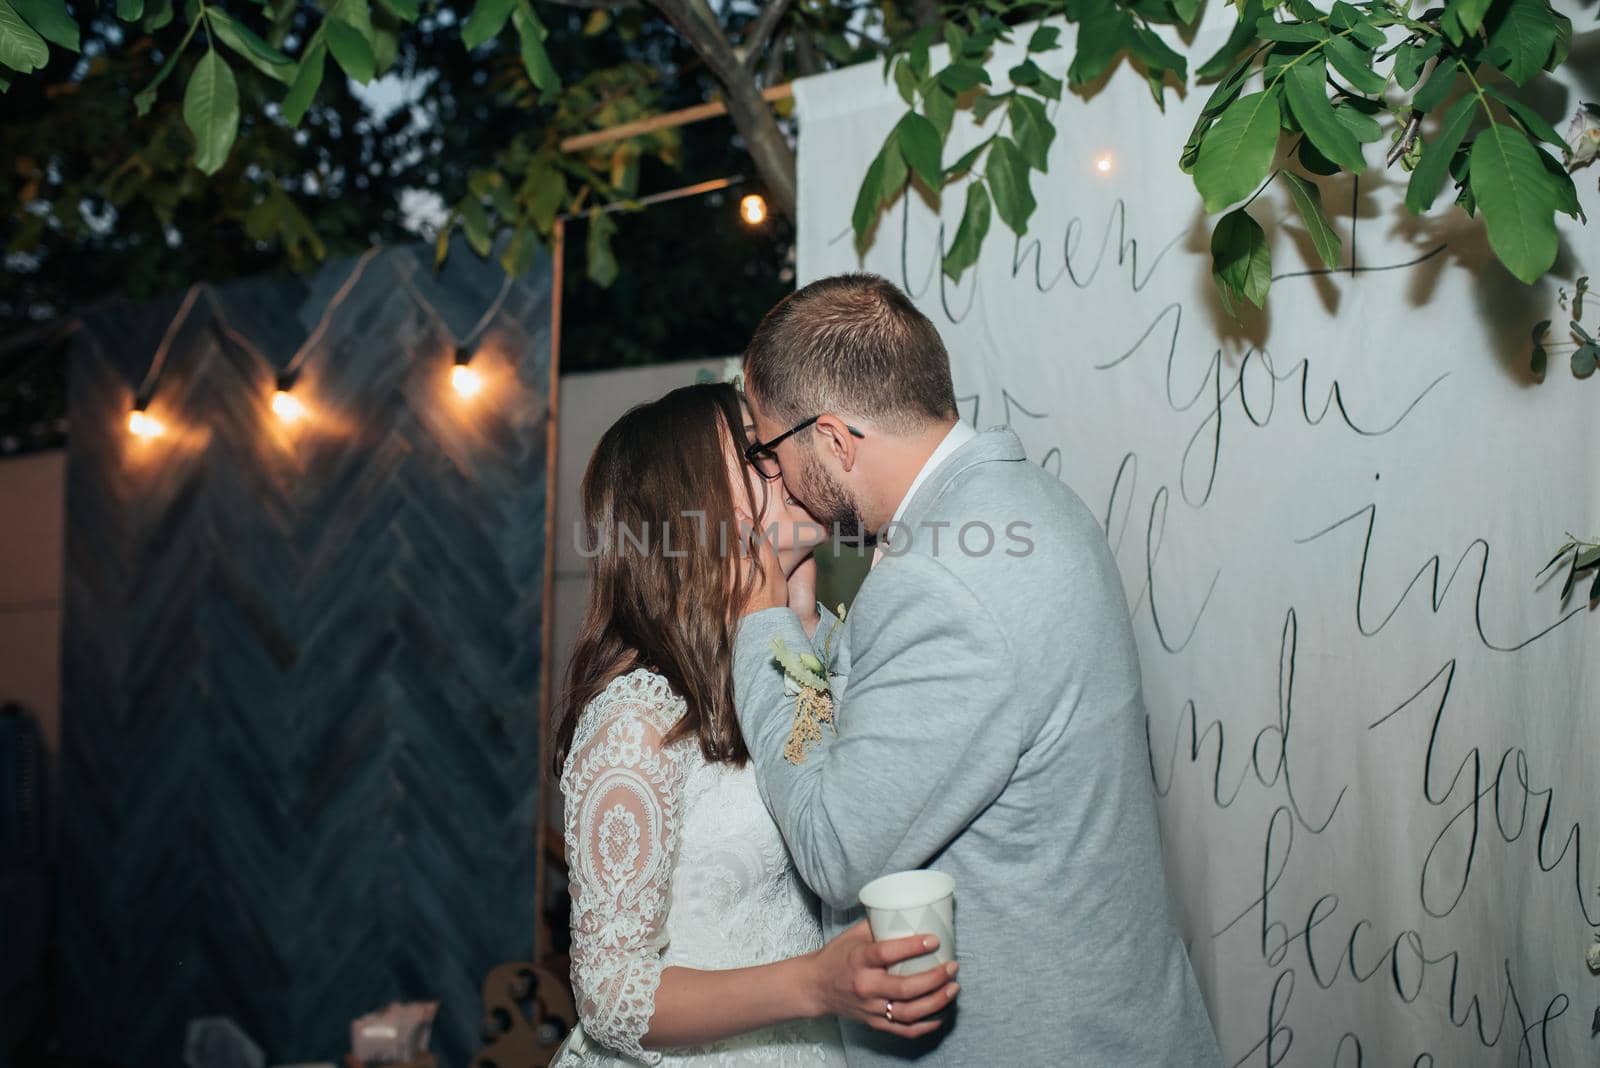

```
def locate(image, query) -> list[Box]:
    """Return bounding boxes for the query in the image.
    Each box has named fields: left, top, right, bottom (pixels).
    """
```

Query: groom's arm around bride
left=732, top=273, right=1224, bottom=1066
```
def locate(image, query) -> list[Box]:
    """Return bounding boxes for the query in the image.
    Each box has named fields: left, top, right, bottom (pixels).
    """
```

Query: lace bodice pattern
left=557, top=668, right=844, bottom=1066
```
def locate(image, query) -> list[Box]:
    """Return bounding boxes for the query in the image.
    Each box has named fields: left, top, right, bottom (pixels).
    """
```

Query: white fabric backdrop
left=794, top=15, right=1600, bottom=1065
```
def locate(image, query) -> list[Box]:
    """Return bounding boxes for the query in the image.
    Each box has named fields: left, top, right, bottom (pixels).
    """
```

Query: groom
left=732, top=274, right=1223, bottom=1065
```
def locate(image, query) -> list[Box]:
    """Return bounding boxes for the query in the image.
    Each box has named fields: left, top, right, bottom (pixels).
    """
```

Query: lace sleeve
left=561, top=679, right=687, bottom=1064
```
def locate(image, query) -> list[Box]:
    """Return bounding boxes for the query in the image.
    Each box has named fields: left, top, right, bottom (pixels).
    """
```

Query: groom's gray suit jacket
left=734, top=427, right=1222, bottom=1067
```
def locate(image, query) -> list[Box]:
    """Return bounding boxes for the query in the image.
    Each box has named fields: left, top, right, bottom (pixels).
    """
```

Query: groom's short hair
left=743, top=273, right=957, bottom=431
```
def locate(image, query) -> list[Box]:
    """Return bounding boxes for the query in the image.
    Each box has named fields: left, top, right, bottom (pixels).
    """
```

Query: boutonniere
left=771, top=604, right=847, bottom=764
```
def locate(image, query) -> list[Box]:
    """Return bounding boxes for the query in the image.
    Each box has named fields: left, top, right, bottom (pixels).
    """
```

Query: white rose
left=1587, top=938, right=1600, bottom=974
left=1565, top=104, right=1600, bottom=169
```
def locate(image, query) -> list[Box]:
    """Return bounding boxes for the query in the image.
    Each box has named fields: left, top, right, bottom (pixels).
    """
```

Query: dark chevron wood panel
left=60, top=244, right=551, bottom=1067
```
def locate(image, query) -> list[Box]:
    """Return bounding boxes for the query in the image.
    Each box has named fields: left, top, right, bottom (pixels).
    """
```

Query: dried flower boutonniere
left=772, top=605, right=847, bottom=764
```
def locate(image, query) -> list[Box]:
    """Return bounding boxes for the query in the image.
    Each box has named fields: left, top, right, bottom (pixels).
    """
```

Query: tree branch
left=1387, top=55, right=1440, bottom=168
left=739, top=0, right=793, bottom=73
left=647, top=0, right=797, bottom=218
left=541, top=0, right=640, bottom=8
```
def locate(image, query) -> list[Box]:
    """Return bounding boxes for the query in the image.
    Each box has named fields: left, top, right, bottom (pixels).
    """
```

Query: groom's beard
left=797, top=449, right=871, bottom=545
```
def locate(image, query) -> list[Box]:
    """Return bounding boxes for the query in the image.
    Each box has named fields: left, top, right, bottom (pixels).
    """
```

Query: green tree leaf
left=1469, top=122, right=1559, bottom=283
left=461, top=0, right=515, bottom=48
left=971, top=91, right=1006, bottom=124
left=1282, top=171, right=1341, bottom=268
left=1283, top=60, right=1365, bottom=172
left=280, top=40, right=325, bottom=126
left=585, top=208, right=618, bottom=287
left=851, top=145, right=888, bottom=254
left=207, top=9, right=293, bottom=83
left=1405, top=93, right=1475, bottom=213
left=1193, top=89, right=1281, bottom=211
left=1330, top=2, right=1385, bottom=48
left=116, top=0, right=143, bottom=20
left=907, top=25, right=933, bottom=81
left=12, top=0, right=77, bottom=52
left=1131, top=26, right=1187, bottom=82
left=183, top=49, right=239, bottom=175
left=1196, top=0, right=1262, bottom=80
left=324, top=16, right=376, bottom=83
left=512, top=2, right=556, bottom=94
left=1323, top=35, right=1386, bottom=95
left=1484, top=86, right=1562, bottom=147
left=1332, top=102, right=1384, bottom=143
left=133, top=17, right=196, bottom=114
left=1535, top=143, right=1581, bottom=219
left=943, top=20, right=967, bottom=58
left=1547, top=11, right=1570, bottom=70
left=1069, top=7, right=1133, bottom=86
left=1254, top=16, right=1325, bottom=43
left=944, top=138, right=989, bottom=180
left=880, top=130, right=907, bottom=196
left=1009, top=57, right=1042, bottom=86
left=1412, top=63, right=1458, bottom=113
left=1008, top=94, right=1054, bottom=170
left=1486, top=0, right=1556, bottom=85
left=1443, top=0, right=1493, bottom=39
left=985, top=136, right=1035, bottom=233
left=895, top=110, right=943, bottom=189
left=922, top=84, right=954, bottom=138
left=500, top=225, right=538, bottom=277
left=1392, top=38, right=1441, bottom=91
left=523, top=160, right=565, bottom=230
left=0, top=0, right=50, bottom=74
left=372, top=0, right=418, bottom=19
left=1211, top=208, right=1272, bottom=311
left=1028, top=26, right=1061, bottom=52
left=938, top=61, right=988, bottom=93
left=943, top=179, right=991, bottom=278
left=370, top=21, right=398, bottom=77
left=893, top=56, right=916, bottom=105
left=460, top=195, right=492, bottom=256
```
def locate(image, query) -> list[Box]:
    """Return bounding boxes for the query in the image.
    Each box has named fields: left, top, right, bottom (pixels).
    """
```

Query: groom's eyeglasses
left=743, top=416, right=865, bottom=481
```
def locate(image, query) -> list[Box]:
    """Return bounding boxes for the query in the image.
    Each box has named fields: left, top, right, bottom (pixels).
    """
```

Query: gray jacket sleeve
left=733, top=554, right=1021, bottom=909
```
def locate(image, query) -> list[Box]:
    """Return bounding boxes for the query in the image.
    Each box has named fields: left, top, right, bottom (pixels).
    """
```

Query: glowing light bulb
left=452, top=363, right=484, bottom=398
left=128, top=409, right=163, bottom=439
left=272, top=389, right=306, bottom=424
left=1094, top=153, right=1115, bottom=174
left=740, top=194, right=768, bottom=226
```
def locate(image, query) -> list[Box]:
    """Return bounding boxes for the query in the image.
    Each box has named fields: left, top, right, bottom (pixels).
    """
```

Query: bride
left=551, top=383, right=959, bottom=1065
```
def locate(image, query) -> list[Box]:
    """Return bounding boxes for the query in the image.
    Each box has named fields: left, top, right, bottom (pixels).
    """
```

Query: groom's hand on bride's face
left=734, top=509, right=788, bottom=616
left=807, top=921, right=960, bottom=1039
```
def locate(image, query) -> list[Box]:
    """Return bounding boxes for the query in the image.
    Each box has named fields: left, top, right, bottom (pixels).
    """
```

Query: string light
left=126, top=285, right=201, bottom=439
left=271, top=373, right=306, bottom=424
left=120, top=248, right=516, bottom=442
left=1094, top=153, right=1115, bottom=175
left=127, top=405, right=164, bottom=440
left=452, top=346, right=484, bottom=398
left=740, top=193, right=768, bottom=226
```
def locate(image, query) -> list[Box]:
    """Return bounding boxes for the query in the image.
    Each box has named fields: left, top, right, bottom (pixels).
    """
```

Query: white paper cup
left=859, top=870, right=956, bottom=977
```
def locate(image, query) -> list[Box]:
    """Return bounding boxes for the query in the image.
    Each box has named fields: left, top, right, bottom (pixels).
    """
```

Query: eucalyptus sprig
left=1537, top=533, right=1600, bottom=604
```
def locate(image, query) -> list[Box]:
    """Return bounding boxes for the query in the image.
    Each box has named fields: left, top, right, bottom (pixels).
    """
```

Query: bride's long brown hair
left=553, top=383, right=769, bottom=773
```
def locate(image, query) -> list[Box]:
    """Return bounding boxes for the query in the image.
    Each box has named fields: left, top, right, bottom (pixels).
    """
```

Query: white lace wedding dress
left=554, top=667, right=847, bottom=1066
